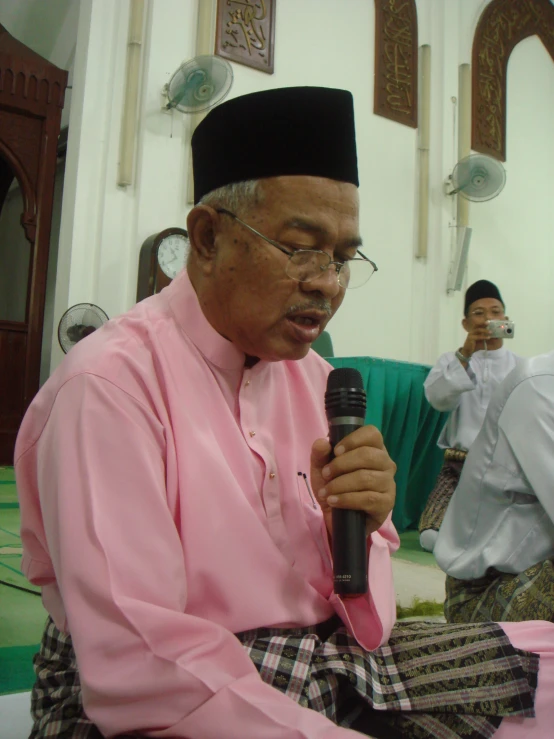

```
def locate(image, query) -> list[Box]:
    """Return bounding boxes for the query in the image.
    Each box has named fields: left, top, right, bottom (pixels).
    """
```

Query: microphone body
left=325, top=368, right=368, bottom=597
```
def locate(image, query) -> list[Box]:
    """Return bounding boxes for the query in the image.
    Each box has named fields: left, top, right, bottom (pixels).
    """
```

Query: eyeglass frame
left=469, top=307, right=505, bottom=318
left=215, top=208, right=378, bottom=288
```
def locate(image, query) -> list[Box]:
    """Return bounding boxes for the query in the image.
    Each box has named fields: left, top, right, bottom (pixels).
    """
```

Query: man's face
left=191, top=176, right=360, bottom=362
left=462, top=297, right=506, bottom=333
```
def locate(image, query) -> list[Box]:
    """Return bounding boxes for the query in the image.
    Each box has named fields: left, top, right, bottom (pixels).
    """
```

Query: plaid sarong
left=30, top=617, right=103, bottom=738
left=445, top=559, right=554, bottom=624
left=419, top=459, right=463, bottom=534
left=237, top=618, right=538, bottom=739
left=31, top=615, right=539, bottom=739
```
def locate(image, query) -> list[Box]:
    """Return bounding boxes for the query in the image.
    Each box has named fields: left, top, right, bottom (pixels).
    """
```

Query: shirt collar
left=166, top=270, right=247, bottom=370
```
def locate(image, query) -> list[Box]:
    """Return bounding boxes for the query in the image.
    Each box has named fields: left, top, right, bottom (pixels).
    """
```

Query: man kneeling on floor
left=435, top=350, right=554, bottom=625
left=16, top=87, right=554, bottom=738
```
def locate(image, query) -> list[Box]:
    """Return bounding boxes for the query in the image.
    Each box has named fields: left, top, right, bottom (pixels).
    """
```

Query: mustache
left=286, top=301, right=333, bottom=318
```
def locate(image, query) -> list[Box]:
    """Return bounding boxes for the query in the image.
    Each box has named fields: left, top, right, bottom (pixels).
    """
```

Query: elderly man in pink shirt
left=16, top=88, right=554, bottom=738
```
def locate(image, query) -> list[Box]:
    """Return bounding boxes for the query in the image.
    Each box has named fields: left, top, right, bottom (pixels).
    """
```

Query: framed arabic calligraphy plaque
left=373, top=0, right=418, bottom=128
left=472, top=0, right=554, bottom=162
left=215, top=0, right=276, bottom=74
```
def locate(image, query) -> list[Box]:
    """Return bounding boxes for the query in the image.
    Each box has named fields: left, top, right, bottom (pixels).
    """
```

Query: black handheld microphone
left=324, top=367, right=368, bottom=597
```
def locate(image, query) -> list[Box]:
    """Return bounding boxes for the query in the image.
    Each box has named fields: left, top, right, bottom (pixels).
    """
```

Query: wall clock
left=136, top=227, right=188, bottom=301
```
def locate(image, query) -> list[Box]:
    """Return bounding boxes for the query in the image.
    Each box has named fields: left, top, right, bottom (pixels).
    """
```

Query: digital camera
left=487, top=319, right=515, bottom=339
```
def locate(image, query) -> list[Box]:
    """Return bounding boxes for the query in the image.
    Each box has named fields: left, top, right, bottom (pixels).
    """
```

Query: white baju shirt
left=434, top=350, right=554, bottom=580
left=424, top=346, right=518, bottom=451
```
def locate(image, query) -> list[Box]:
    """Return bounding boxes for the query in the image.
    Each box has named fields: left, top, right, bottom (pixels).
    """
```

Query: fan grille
left=166, top=55, right=233, bottom=113
left=58, top=303, right=109, bottom=354
left=451, top=154, right=506, bottom=202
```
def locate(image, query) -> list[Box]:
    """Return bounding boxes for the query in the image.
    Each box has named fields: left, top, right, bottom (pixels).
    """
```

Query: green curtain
left=328, top=356, right=447, bottom=533
left=312, top=330, right=334, bottom=358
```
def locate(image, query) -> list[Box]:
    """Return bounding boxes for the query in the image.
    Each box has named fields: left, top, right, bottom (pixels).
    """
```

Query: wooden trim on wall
left=472, top=0, right=554, bottom=161
left=373, top=0, right=418, bottom=129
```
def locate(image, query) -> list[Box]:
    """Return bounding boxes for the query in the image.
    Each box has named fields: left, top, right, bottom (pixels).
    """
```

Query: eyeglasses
left=470, top=308, right=505, bottom=319
left=216, top=208, right=377, bottom=289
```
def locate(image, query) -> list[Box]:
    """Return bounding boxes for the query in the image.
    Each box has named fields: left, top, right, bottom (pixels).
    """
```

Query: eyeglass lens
left=286, top=251, right=374, bottom=289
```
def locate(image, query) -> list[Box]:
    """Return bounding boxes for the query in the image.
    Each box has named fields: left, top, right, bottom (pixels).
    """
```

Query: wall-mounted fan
left=58, top=303, right=109, bottom=354
left=163, top=55, right=233, bottom=113
left=446, top=154, right=506, bottom=202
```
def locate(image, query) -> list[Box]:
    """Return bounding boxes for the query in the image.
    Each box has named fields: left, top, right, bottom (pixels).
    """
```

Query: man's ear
left=461, top=316, right=469, bottom=332
left=187, top=206, right=219, bottom=269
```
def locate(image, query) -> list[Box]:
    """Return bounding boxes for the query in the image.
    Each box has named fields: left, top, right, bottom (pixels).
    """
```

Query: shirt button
left=245, top=380, right=251, bottom=387
left=249, top=431, right=256, bottom=437
left=269, top=472, right=276, bottom=479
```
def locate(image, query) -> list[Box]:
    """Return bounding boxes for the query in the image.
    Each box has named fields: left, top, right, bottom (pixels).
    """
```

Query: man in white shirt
left=435, top=351, right=554, bottom=623
left=419, top=280, right=518, bottom=551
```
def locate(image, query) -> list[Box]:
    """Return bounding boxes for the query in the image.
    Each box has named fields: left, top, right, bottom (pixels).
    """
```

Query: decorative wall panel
left=472, top=0, right=554, bottom=161
left=374, top=0, right=418, bottom=128
left=215, top=0, right=276, bottom=74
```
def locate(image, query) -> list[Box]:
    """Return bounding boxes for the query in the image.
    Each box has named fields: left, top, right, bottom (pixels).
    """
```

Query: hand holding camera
left=458, top=318, right=515, bottom=363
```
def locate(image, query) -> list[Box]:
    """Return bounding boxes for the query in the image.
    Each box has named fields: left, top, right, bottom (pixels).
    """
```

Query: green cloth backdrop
left=327, top=356, right=448, bottom=533
left=312, top=331, right=334, bottom=358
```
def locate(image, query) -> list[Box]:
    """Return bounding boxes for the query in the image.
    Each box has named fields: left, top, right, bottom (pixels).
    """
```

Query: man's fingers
left=331, top=425, right=385, bottom=456
left=471, top=327, right=491, bottom=337
left=323, top=490, right=393, bottom=525
left=320, top=469, right=393, bottom=498
left=322, top=446, right=395, bottom=482
left=311, top=438, right=332, bottom=468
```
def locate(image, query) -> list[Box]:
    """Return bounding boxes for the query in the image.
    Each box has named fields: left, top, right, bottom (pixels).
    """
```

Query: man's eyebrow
left=281, top=218, right=363, bottom=249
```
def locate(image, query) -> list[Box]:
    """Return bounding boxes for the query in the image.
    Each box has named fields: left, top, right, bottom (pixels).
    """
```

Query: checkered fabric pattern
left=29, top=617, right=103, bottom=738
left=238, top=619, right=539, bottom=739
left=419, top=459, right=464, bottom=535
left=446, top=559, right=554, bottom=624
left=30, top=616, right=538, bottom=738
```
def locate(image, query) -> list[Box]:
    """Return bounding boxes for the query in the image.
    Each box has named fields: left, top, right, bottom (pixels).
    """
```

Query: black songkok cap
left=464, top=280, right=504, bottom=315
left=191, top=86, right=359, bottom=204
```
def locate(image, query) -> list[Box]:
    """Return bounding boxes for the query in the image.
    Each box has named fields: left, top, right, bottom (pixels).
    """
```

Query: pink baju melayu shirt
left=16, top=270, right=399, bottom=738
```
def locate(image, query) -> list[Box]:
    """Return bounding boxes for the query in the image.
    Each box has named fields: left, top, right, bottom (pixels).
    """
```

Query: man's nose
left=301, top=265, right=342, bottom=299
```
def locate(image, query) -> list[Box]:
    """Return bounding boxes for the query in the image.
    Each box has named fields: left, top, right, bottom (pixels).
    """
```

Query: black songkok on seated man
left=464, top=280, right=504, bottom=315
left=191, top=86, right=359, bottom=203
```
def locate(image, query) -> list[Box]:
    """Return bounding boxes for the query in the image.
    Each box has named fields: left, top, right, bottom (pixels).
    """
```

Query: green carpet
left=0, top=645, right=37, bottom=695
left=0, top=467, right=46, bottom=695
left=392, top=529, right=438, bottom=568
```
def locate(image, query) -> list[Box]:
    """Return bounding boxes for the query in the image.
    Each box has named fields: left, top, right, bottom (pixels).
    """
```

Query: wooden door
left=0, top=25, right=67, bottom=464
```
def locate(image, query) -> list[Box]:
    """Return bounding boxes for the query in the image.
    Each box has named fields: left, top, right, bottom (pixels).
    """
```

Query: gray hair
left=187, top=180, right=264, bottom=267
left=198, top=179, right=264, bottom=216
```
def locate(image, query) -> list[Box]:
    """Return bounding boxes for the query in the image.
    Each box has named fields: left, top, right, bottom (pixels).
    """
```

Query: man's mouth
left=285, top=311, right=327, bottom=343
left=289, top=315, right=322, bottom=327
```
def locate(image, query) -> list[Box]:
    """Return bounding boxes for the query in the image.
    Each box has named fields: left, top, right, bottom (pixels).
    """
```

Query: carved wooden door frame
left=0, top=25, right=67, bottom=463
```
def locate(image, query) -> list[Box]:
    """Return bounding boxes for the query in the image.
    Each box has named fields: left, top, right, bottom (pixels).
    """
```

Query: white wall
left=467, top=35, right=554, bottom=359
left=40, top=163, right=66, bottom=384
left=49, top=0, right=554, bottom=373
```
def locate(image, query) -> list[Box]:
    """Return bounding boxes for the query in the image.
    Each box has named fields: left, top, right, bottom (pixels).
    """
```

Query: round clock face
left=157, top=233, right=188, bottom=279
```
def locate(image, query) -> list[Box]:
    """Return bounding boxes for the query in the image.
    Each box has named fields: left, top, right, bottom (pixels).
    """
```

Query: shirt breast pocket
left=296, top=472, right=330, bottom=566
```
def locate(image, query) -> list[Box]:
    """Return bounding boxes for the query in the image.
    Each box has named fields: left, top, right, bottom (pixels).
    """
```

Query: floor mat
left=0, top=467, right=46, bottom=695
left=392, top=529, right=438, bottom=568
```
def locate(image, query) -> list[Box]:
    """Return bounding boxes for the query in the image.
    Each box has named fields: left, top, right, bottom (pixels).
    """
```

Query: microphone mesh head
left=326, top=367, right=364, bottom=391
